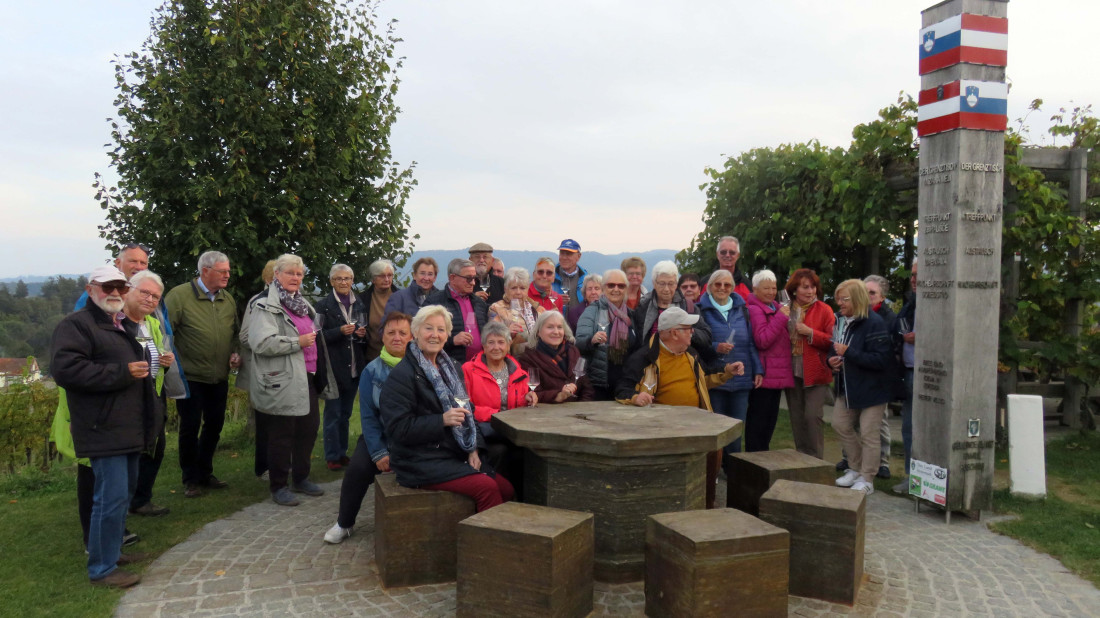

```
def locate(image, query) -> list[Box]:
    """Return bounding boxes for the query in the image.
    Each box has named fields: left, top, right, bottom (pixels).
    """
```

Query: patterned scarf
left=789, top=300, right=813, bottom=357
left=407, top=341, right=477, bottom=453
left=536, top=338, right=569, bottom=374
left=275, top=278, right=311, bottom=318
left=604, top=297, right=632, bottom=364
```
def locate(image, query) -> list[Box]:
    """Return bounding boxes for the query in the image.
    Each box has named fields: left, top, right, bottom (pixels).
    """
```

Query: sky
left=2, top=0, right=1098, bottom=279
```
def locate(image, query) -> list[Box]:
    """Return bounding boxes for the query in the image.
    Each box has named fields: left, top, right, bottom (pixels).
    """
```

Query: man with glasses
left=716, top=236, right=752, bottom=300
left=51, top=265, right=163, bottom=588
left=427, top=258, right=488, bottom=365
left=553, top=239, right=588, bottom=310
left=615, top=307, right=744, bottom=508
left=165, top=250, right=241, bottom=498
left=468, top=242, right=505, bottom=305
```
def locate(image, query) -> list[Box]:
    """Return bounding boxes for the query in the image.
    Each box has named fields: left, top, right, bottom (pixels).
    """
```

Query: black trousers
left=745, top=388, right=783, bottom=452
left=130, top=425, right=166, bottom=510
left=264, top=380, right=319, bottom=491
left=78, top=463, right=95, bottom=548
left=253, top=409, right=269, bottom=477
left=336, top=435, right=381, bottom=529
left=177, top=380, right=229, bottom=485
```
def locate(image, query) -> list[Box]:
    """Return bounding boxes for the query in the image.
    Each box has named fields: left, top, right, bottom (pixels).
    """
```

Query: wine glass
left=160, top=334, right=173, bottom=354
left=527, top=368, right=540, bottom=393
left=597, top=313, right=610, bottom=334
left=642, top=375, right=657, bottom=406
left=723, top=328, right=736, bottom=362
left=347, top=309, right=362, bottom=341
left=479, top=275, right=491, bottom=294
left=778, top=289, right=791, bottom=306
left=454, top=395, right=469, bottom=411
left=312, top=313, right=325, bottom=334
left=572, top=357, right=586, bottom=384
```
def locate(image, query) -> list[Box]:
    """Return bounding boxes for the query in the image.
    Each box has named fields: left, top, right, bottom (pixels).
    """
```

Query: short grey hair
left=527, top=310, right=574, bottom=350
left=198, top=250, right=229, bottom=272
left=411, top=304, right=453, bottom=337
left=274, top=253, right=305, bottom=274
left=752, top=269, right=777, bottom=287
left=369, top=259, right=395, bottom=278
left=481, top=320, right=512, bottom=346
left=583, top=273, right=604, bottom=291
left=504, top=266, right=530, bottom=289
left=602, top=268, right=627, bottom=285
left=864, top=274, right=889, bottom=295
left=448, top=258, right=474, bottom=277
left=330, top=263, right=354, bottom=279
left=717, top=235, right=740, bottom=251
left=534, top=256, right=555, bottom=271
left=708, top=269, right=733, bottom=286
left=651, top=260, right=679, bottom=281
left=129, top=269, right=164, bottom=292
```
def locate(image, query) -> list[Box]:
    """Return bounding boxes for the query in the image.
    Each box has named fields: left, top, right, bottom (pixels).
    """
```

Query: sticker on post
left=909, top=459, right=948, bottom=505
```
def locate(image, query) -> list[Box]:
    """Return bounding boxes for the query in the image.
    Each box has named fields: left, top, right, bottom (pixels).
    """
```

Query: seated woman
left=462, top=321, right=538, bottom=494
left=324, top=311, right=413, bottom=543
left=566, top=273, right=602, bottom=333
left=488, top=267, right=544, bottom=356
left=575, top=269, right=637, bottom=400
left=528, top=257, right=564, bottom=312
left=519, top=310, right=596, bottom=403
left=379, top=305, right=514, bottom=512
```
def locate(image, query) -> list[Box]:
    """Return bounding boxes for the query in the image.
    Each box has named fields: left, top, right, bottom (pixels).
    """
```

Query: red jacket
left=798, top=300, right=836, bottom=387
left=462, top=352, right=530, bottom=422
left=528, top=283, right=564, bottom=313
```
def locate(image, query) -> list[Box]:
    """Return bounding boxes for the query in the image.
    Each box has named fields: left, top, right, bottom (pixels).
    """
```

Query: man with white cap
left=615, top=306, right=744, bottom=508
left=50, top=265, right=164, bottom=588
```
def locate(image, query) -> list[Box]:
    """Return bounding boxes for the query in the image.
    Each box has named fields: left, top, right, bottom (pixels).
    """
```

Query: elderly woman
left=698, top=269, right=762, bottom=459
left=324, top=311, right=413, bottom=543
left=566, top=273, right=602, bottom=333
left=528, top=256, right=564, bottom=312
left=829, top=280, right=893, bottom=495
left=462, top=321, right=538, bottom=494
left=621, top=256, right=648, bottom=310
left=316, top=264, right=369, bottom=470
left=783, top=268, right=836, bottom=460
left=678, top=272, right=702, bottom=304
left=379, top=305, right=514, bottom=512
left=488, top=267, right=544, bottom=356
left=384, top=257, right=438, bottom=322
left=519, top=310, right=596, bottom=403
left=634, top=260, right=711, bottom=349
left=575, top=269, right=637, bottom=400
left=744, top=269, right=794, bottom=452
left=362, top=259, right=400, bottom=361
left=247, top=254, right=338, bottom=507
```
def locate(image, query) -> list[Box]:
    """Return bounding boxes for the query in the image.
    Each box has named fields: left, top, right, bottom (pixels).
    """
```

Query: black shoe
left=130, top=502, right=170, bottom=516
left=877, top=465, right=891, bottom=479
left=204, top=475, right=229, bottom=489
left=836, top=459, right=849, bottom=471
left=122, top=530, right=140, bottom=546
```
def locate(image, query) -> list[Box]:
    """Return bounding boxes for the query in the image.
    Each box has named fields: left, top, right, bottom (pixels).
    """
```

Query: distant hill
left=397, top=249, right=683, bottom=288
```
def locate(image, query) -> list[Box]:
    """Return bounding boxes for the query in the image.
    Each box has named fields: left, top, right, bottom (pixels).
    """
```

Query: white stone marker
left=1007, top=394, right=1046, bottom=498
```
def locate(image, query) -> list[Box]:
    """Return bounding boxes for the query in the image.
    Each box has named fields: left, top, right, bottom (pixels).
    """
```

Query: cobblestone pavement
left=117, top=476, right=1100, bottom=617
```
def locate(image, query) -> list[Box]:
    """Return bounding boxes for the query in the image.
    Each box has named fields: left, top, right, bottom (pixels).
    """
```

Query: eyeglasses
left=120, top=242, right=153, bottom=258
left=604, top=282, right=626, bottom=289
left=453, top=275, right=478, bottom=284
left=93, top=281, right=130, bottom=294
left=718, top=250, right=739, bottom=256
left=332, top=276, right=353, bottom=282
left=654, top=281, right=677, bottom=289
left=711, top=282, right=732, bottom=289
left=838, top=297, right=851, bottom=303
left=535, top=270, right=555, bottom=276
left=136, top=289, right=161, bottom=302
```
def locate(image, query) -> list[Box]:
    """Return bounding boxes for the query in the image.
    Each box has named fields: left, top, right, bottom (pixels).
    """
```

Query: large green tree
left=96, top=0, right=416, bottom=297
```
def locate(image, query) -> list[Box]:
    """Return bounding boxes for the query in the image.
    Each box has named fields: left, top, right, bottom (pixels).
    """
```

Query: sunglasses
left=718, top=250, right=739, bottom=256
left=535, top=269, right=555, bottom=276
left=120, top=242, right=154, bottom=258
left=453, top=275, right=478, bottom=284
left=93, top=281, right=130, bottom=294
left=604, top=282, right=626, bottom=289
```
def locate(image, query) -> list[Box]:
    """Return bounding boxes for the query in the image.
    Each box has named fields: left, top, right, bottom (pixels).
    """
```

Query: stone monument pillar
left=913, top=0, right=1008, bottom=515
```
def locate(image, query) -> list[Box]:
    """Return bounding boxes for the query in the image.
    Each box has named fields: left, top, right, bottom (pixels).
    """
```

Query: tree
left=95, top=0, right=417, bottom=298
left=13, top=280, right=28, bottom=299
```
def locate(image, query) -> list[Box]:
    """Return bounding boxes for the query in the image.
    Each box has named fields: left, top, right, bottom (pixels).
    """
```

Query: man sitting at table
left=615, top=307, right=744, bottom=508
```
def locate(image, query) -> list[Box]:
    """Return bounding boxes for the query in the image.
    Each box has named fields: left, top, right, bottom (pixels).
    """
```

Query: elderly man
left=384, top=256, right=438, bottom=323
left=165, top=250, right=240, bottom=497
left=427, top=258, right=488, bottom=365
left=553, top=239, right=588, bottom=310
left=469, top=242, right=505, bottom=305
left=716, top=236, right=752, bottom=300
left=492, top=258, right=505, bottom=279
left=616, top=307, right=744, bottom=508
left=51, top=265, right=163, bottom=588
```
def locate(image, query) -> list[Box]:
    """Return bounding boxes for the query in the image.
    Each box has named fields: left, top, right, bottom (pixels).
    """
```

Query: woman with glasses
left=698, top=269, right=762, bottom=461
left=361, top=259, right=400, bottom=362
left=620, top=256, right=648, bottom=310
left=575, top=269, right=637, bottom=400
left=315, top=264, right=369, bottom=470
left=632, top=261, right=711, bottom=351
left=528, top=257, right=564, bottom=312
left=488, top=267, right=544, bottom=356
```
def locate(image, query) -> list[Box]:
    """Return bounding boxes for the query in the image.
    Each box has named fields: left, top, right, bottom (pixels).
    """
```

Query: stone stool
left=456, top=502, right=594, bottom=618
left=726, top=448, right=833, bottom=514
left=374, top=474, right=476, bottom=588
left=645, top=508, right=789, bottom=618
left=759, top=479, right=866, bottom=605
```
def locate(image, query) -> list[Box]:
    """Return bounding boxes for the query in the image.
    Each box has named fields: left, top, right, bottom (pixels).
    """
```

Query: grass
left=0, top=407, right=361, bottom=618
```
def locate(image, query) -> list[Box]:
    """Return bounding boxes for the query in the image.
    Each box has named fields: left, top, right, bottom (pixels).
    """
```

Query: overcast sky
left=2, top=1, right=1097, bottom=279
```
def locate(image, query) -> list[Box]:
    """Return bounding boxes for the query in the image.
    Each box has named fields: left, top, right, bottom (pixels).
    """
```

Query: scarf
left=790, top=299, right=813, bottom=357
left=407, top=341, right=477, bottom=453
left=537, top=339, right=570, bottom=374
left=336, top=291, right=352, bottom=309
left=379, top=346, right=402, bottom=368
left=275, top=278, right=310, bottom=317
left=707, top=292, right=734, bottom=319
left=604, top=297, right=632, bottom=363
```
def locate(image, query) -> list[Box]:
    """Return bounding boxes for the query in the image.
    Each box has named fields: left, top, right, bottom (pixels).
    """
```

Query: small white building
left=0, top=358, right=42, bottom=388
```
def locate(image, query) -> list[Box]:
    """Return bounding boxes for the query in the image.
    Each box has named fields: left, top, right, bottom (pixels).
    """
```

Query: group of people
left=50, top=235, right=917, bottom=588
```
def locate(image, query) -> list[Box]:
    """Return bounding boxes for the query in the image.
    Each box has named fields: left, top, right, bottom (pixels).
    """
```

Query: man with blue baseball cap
left=553, top=239, right=588, bottom=311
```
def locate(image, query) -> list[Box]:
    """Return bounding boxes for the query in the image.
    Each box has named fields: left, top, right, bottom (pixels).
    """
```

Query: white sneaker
left=835, top=469, right=862, bottom=487
left=851, top=480, right=875, bottom=495
left=324, top=523, right=352, bottom=544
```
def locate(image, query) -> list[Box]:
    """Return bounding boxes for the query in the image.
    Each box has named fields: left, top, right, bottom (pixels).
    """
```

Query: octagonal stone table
left=492, top=401, right=740, bottom=582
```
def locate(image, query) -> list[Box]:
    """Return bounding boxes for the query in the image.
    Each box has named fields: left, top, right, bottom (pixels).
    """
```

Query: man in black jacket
left=51, top=265, right=162, bottom=589
left=427, top=258, right=488, bottom=366
left=469, top=242, right=505, bottom=305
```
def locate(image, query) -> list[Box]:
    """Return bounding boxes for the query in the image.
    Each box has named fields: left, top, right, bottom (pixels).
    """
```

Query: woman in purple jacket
left=744, top=270, right=795, bottom=451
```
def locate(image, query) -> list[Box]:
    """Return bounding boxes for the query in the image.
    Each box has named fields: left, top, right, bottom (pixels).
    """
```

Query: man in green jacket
left=165, top=250, right=241, bottom=497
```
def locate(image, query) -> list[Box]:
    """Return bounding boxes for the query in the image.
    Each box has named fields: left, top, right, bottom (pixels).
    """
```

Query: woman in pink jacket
left=745, top=270, right=795, bottom=451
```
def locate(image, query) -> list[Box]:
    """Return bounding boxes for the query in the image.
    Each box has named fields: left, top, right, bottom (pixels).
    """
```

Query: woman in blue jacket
left=829, top=279, right=894, bottom=495
left=698, top=270, right=762, bottom=462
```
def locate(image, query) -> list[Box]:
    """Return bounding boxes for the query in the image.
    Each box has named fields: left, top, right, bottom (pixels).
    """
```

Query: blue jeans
left=88, top=453, right=139, bottom=580
left=322, top=383, right=357, bottom=462
left=901, top=368, right=914, bottom=474
left=711, top=389, right=751, bottom=460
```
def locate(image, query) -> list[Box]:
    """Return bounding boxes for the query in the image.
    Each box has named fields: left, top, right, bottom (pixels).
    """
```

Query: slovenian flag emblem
left=917, top=80, right=1007, bottom=136
left=919, top=13, right=1008, bottom=74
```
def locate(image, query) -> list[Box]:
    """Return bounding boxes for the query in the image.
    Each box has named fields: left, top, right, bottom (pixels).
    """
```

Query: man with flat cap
left=615, top=307, right=744, bottom=509
left=468, top=242, right=505, bottom=305
left=553, top=239, right=588, bottom=311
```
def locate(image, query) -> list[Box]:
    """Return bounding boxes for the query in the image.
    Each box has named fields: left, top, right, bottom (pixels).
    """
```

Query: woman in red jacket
left=783, top=269, right=835, bottom=459
left=463, top=321, right=537, bottom=496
